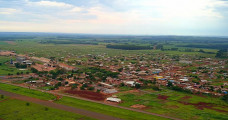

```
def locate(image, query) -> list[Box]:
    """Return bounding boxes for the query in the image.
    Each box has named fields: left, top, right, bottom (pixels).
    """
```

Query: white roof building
left=106, top=97, right=121, bottom=103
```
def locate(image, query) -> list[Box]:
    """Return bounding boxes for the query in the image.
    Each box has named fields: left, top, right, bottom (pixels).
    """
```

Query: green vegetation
left=106, top=44, right=153, bottom=50
left=0, top=83, right=168, bottom=120
left=0, top=56, right=29, bottom=75
left=0, top=99, right=95, bottom=120
left=0, top=83, right=56, bottom=100
left=56, top=97, right=168, bottom=120
left=117, top=88, right=228, bottom=120
left=216, top=49, right=228, bottom=58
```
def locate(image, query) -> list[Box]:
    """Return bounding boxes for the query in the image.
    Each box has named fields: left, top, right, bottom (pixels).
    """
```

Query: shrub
left=26, top=102, right=30, bottom=106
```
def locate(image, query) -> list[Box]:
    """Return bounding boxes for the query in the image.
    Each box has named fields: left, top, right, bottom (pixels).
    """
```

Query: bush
left=222, top=94, right=228, bottom=103
left=1, top=95, right=4, bottom=99
left=135, top=83, right=141, bottom=89
left=44, top=107, right=49, bottom=111
left=26, top=102, right=30, bottom=106
left=88, top=87, right=95, bottom=91
left=80, top=86, right=85, bottom=90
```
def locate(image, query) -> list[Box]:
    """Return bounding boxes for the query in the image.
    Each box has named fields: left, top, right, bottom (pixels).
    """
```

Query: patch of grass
left=117, top=88, right=228, bottom=120
left=0, top=56, right=30, bottom=75
left=0, top=99, right=96, bottom=120
left=0, top=83, right=168, bottom=120
left=119, top=86, right=133, bottom=92
left=56, top=96, right=168, bottom=120
left=0, top=83, right=55, bottom=100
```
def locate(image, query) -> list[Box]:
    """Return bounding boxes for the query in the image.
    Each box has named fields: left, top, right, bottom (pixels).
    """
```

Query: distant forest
left=106, top=44, right=153, bottom=50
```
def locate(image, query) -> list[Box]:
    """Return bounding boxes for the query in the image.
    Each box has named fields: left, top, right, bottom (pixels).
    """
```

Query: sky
left=0, top=0, right=228, bottom=36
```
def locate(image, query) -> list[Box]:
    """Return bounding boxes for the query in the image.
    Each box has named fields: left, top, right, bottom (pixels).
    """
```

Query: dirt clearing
left=64, top=90, right=106, bottom=101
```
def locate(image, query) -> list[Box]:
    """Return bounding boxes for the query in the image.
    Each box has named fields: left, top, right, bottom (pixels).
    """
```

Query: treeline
left=106, top=44, right=153, bottom=50
left=15, top=63, right=27, bottom=68
left=75, top=67, right=119, bottom=81
left=216, top=49, right=228, bottom=58
left=178, top=44, right=228, bottom=49
left=40, top=40, right=98, bottom=45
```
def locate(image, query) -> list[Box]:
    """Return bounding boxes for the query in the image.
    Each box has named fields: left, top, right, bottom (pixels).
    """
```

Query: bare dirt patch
left=179, top=101, right=228, bottom=113
left=5, top=41, right=16, bottom=45
left=64, top=90, right=106, bottom=101
left=167, top=105, right=179, bottom=109
left=131, top=104, right=147, bottom=109
left=181, top=96, right=192, bottom=100
left=157, top=95, right=169, bottom=100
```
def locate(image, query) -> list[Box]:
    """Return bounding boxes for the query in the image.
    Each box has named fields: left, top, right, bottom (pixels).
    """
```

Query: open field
left=0, top=83, right=56, bottom=100
left=0, top=83, right=170, bottom=120
left=0, top=56, right=30, bottom=75
left=0, top=95, right=96, bottom=120
left=117, top=88, right=228, bottom=120
left=0, top=40, right=218, bottom=58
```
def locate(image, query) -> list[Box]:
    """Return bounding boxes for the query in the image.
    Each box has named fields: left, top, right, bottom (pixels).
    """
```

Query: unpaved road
left=0, top=81, right=182, bottom=120
left=0, top=90, right=122, bottom=120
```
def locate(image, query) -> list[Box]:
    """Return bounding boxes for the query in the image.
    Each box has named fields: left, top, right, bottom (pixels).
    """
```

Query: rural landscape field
left=1, top=0, right=228, bottom=120
left=0, top=32, right=227, bottom=120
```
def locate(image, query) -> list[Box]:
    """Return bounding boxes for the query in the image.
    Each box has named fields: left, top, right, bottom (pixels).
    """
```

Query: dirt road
left=0, top=81, right=182, bottom=120
left=0, top=90, right=122, bottom=120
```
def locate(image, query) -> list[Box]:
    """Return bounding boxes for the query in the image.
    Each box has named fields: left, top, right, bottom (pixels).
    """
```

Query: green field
left=0, top=56, right=30, bottom=75
left=0, top=83, right=56, bottom=100
left=0, top=95, right=96, bottom=120
left=0, top=40, right=218, bottom=59
left=0, top=83, right=169, bottom=120
left=117, top=88, right=228, bottom=120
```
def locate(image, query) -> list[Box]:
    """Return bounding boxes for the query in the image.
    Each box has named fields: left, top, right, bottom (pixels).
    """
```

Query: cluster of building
left=1, top=50, right=228, bottom=103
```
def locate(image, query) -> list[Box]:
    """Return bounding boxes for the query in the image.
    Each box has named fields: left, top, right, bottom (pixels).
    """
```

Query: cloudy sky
left=0, top=0, right=228, bottom=36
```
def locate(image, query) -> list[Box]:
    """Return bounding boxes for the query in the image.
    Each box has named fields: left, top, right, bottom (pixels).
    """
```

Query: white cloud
left=0, top=0, right=227, bottom=35
left=69, top=7, right=82, bottom=12
left=0, top=8, right=19, bottom=14
left=26, top=0, right=73, bottom=8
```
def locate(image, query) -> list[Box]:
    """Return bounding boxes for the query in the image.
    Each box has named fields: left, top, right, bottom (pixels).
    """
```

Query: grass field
left=117, top=88, right=228, bottom=120
left=0, top=83, right=56, bottom=100
left=0, top=96, right=96, bottom=120
left=0, top=56, right=30, bottom=75
left=0, top=83, right=169, bottom=120
left=0, top=40, right=217, bottom=58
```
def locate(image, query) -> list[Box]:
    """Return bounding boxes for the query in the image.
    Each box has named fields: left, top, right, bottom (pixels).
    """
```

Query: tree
left=216, top=49, right=228, bottom=58
left=26, top=102, right=30, bottom=106
left=118, top=68, right=123, bottom=72
left=80, top=86, right=85, bottom=90
left=71, top=84, right=78, bottom=90
left=120, top=82, right=125, bottom=87
left=209, top=86, right=214, bottom=91
left=31, top=67, right=38, bottom=73
left=88, top=87, right=95, bottom=91
left=135, top=83, right=141, bottom=89
left=222, top=94, right=228, bottom=103
left=167, top=81, right=173, bottom=87
left=199, top=49, right=205, bottom=53
left=82, top=83, right=88, bottom=88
